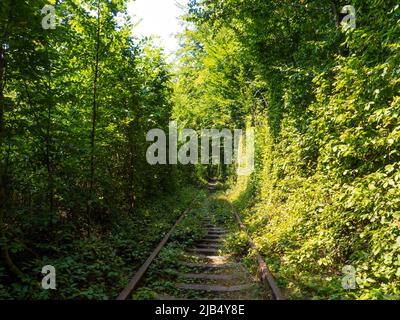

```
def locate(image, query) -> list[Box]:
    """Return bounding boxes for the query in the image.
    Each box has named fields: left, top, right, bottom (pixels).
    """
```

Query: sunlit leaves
left=177, top=0, right=400, bottom=300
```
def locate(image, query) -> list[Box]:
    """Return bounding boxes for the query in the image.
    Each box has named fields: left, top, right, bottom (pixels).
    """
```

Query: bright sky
left=127, top=0, right=186, bottom=59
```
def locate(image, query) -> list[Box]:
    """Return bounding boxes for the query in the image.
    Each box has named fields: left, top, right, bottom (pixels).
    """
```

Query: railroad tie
left=178, top=273, right=240, bottom=281
left=186, top=248, right=220, bottom=255
left=194, top=255, right=230, bottom=264
left=180, top=262, right=236, bottom=269
left=203, top=235, right=223, bottom=240
left=195, top=243, right=222, bottom=249
left=175, top=283, right=253, bottom=292
left=201, top=239, right=223, bottom=244
left=207, top=230, right=227, bottom=234
left=207, top=229, right=226, bottom=233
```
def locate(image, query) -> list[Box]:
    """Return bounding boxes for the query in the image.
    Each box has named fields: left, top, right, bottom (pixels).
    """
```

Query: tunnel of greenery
left=0, top=0, right=399, bottom=299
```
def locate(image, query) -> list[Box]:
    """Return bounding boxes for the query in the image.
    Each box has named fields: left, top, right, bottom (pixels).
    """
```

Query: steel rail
left=116, top=197, right=198, bottom=300
left=230, top=203, right=284, bottom=300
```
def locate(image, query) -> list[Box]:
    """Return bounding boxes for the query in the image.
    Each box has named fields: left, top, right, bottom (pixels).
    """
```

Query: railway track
left=117, top=186, right=283, bottom=300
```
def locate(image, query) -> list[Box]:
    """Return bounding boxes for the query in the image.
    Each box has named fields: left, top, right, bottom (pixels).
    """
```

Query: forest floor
left=0, top=186, right=203, bottom=299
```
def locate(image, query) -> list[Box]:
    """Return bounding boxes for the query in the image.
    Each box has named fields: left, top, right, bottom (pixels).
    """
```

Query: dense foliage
left=174, top=0, right=400, bottom=299
left=0, top=0, right=197, bottom=299
left=1, top=0, right=399, bottom=300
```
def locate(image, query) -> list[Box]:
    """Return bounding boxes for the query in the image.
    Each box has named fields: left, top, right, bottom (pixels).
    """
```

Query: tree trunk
left=45, top=64, right=54, bottom=216
left=87, top=1, right=101, bottom=236
left=331, top=0, right=343, bottom=56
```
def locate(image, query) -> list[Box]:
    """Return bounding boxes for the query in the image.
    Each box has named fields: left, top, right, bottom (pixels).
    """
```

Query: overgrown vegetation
left=174, top=0, right=400, bottom=299
left=133, top=192, right=208, bottom=300
left=0, top=0, right=200, bottom=299
left=0, top=184, right=199, bottom=299
left=1, top=0, right=399, bottom=300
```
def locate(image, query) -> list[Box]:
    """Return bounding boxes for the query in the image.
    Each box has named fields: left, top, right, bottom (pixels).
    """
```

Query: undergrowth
left=0, top=186, right=201, bottom=300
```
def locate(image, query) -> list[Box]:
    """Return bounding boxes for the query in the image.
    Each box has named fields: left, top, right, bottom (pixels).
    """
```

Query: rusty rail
left=231, top=203, right=284, bottom=300
left=117, top=197, right=198, bottom=300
